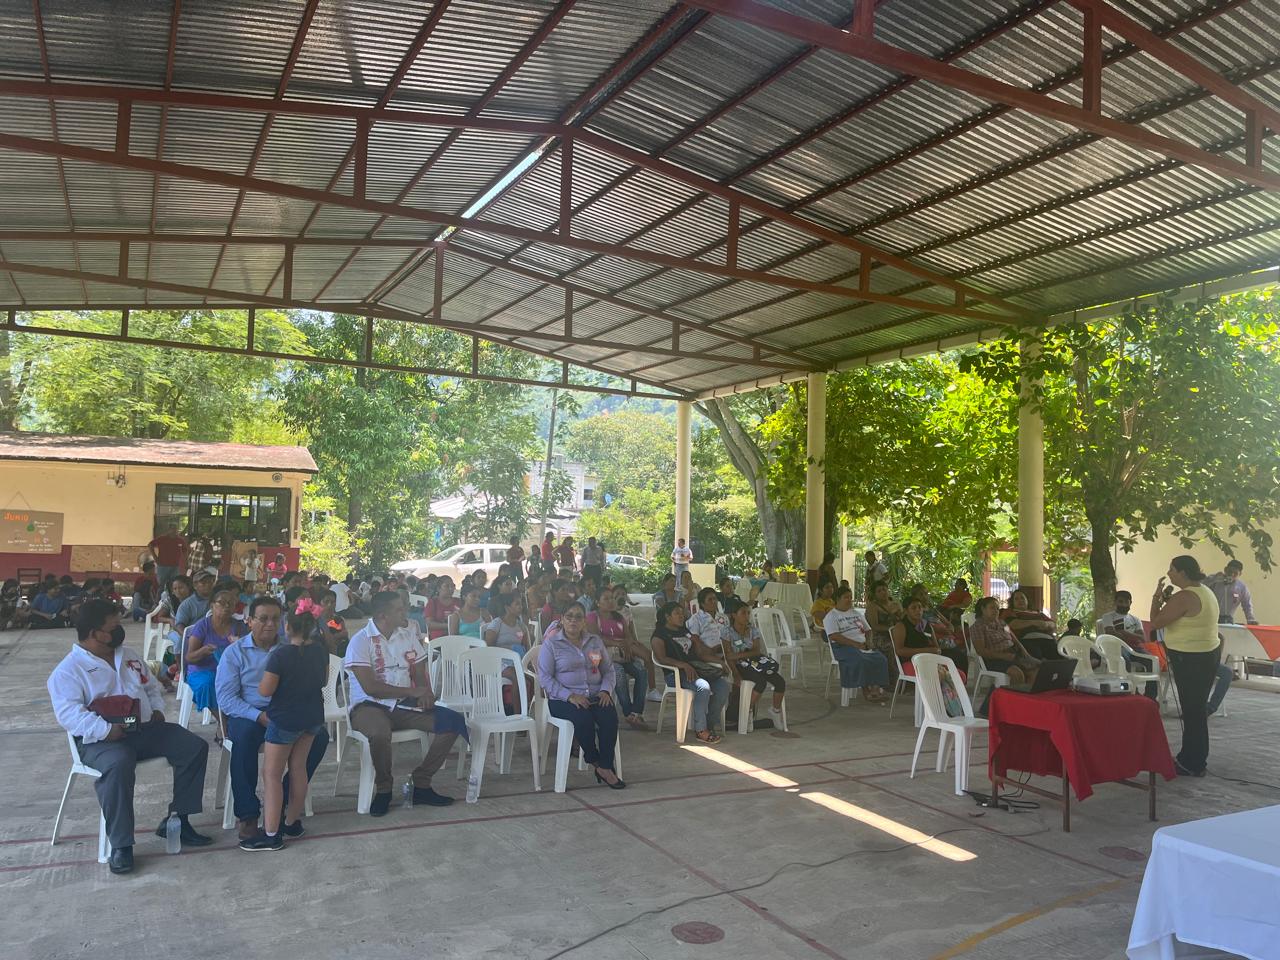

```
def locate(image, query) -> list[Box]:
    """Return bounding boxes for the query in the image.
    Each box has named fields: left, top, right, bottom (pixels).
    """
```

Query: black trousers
left=737, top=663, right=786, bottom=694
left=547, top=698, right=617, bottom=772
left=78, top=721, right=209, bottom=849
left=1168, top=648, right=1218, bottom=773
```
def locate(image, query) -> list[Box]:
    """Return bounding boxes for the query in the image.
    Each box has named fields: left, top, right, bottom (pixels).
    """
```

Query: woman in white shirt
left=822, top=586, right=889, bottom=702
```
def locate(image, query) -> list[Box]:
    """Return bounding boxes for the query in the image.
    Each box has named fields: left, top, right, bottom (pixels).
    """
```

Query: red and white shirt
left=344, top=620, right=425, bottom=711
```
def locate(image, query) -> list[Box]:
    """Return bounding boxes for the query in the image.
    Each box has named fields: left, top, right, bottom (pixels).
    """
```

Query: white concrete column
left=675, top=399, right=692, bottom=549
left=805, top=371, right=826, bottom=577
left=1017, top=337, right=1045, bottom=608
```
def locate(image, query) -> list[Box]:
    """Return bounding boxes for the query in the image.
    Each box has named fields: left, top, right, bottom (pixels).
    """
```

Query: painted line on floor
left=0, top=856, right=98, bottom=873
left=569, top=791, right=848, bottom=960
left=926, top=877, right=1134, bottom=960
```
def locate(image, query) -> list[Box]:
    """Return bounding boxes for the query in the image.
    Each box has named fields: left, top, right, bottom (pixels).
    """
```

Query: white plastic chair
left=736, top=679, right=788, bottom=734
left=888, top=654, right=924, bottom=727
left=752, top=607, right=805, bottom=687
left=523, top=646, right=623, bottom=792
left=333, top=711, right=430, bottom=815
left=1058, top=635, right=1097, bottom=682
left=52, top=730, right=167, bottom=863
left=324, top=654, right=348, bottom=765
left=1094, top=633, right=1164, bottom=699
left=652, top=651, right=694, bottom=742
left=175, top=625, right=213, bottom=729
left=141, top=602, right=166, bottom=663
left=455, top=647, right=540, bottom=797
left=909, top=653, right=988, bottom=796
left=427, top=635, right=485, bottom=714
left=215, top=716, right=313, bottom=829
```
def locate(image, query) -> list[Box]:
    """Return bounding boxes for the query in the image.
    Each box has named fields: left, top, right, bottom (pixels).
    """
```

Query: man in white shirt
left=822, top=586, right=890, bottom=701
left=671, top=538, right=693, bottom=578
left=47, top=598, right=212, bottom=874
left=344, top=591, right=461, bottom=816
left=330, top=577, right=352, bottom=614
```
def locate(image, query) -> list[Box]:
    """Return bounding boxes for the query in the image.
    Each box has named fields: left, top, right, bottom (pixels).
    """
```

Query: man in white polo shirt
left=343, top=591, right=462, bottom=816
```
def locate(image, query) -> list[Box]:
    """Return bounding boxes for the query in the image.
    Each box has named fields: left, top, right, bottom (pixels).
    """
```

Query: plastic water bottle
left=402, top=779, right=414, bottom=808
left=465, top=772, right=480, bottom=804
left=164, top=813, right=182, bottom=854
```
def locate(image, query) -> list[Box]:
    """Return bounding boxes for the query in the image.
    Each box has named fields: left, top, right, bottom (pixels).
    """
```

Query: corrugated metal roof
left=0, top=0, right=1275, bottom=398
left=0, top=431, right=317, bottom=472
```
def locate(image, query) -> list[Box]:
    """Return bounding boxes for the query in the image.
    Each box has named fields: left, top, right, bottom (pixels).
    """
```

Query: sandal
left=695, top=730, right=721, bottom=744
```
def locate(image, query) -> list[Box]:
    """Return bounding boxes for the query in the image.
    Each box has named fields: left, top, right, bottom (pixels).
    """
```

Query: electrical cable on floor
left=1206, top=770, right=1280, bottom=792
left=538, top=823, right=1050, bottom=960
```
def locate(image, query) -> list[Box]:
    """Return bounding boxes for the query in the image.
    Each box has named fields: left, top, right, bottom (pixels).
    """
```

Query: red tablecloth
left=988, top=689, right=1176, bottom=800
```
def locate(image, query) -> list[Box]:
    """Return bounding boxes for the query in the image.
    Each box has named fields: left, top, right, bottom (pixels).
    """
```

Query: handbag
left=690, top=659, right=725, bottom=680
left=88, top=695, right=142, bottom=733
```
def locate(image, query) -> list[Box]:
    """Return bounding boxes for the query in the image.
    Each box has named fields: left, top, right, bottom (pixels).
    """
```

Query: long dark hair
left=656, top=600, right=685, bottom=630
left=1170, top=555, right=1206, bottom=582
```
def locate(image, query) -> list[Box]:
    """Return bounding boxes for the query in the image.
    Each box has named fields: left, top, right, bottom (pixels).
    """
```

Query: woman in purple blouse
left=536, top=600, right=624, bottom=789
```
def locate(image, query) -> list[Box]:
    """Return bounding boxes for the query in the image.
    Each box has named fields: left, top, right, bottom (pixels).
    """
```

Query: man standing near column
left=1204, top=560, right=1259, bottom=626
left=671, top=538, right=693, bottom=580
left=48, top=598, right=212, bottom=874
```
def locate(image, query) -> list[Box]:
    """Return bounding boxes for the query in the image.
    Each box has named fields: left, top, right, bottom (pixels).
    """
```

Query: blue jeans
left=680, top=674, right=730, bottom=733
left=613, top=658, right=648, bottom=716
left=548, top=698, right=617, bottom=771
left=1207, top=663, right=1233, bottom=714
left=832, top=645, right=889, bottom=689
left=225, top=715, right=329, bottom=822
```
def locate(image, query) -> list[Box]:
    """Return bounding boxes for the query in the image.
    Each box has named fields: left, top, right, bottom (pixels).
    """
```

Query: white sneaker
left=767, top=707, right=783, bottom=724
left=646, top=689, right=664, bottom=702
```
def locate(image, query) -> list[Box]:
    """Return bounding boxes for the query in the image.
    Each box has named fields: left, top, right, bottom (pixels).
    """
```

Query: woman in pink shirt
left=587, top=585, right=648, bottom=729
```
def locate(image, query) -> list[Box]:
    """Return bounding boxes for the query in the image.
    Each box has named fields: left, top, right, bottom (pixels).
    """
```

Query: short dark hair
left=1226, top=559, right=1244, bottom=572
left=142, top=560, right=155, bottom=573
left=723, top=596, right=748, bottom=619
left=248, top=594, right=283, bottom=618
left=661, top=573, right=676, bottom=585
left=76, top=598, right=118, bottom=641
left=697, top=586, right=718, bottom=606
left=370, top=591, right=401, bottom=617
left=1115, top=590, right=1132, bottom=602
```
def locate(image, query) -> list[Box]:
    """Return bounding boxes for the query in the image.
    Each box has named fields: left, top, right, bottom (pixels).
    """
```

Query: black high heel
left=594, top=768, right=626, bottom=790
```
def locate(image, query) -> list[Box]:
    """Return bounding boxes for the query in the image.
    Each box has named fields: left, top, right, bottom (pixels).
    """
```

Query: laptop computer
left=1006, top=658, right=1077, bottom=694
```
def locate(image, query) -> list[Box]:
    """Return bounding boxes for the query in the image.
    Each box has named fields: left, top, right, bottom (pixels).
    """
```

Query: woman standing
left=184, top=587, right=249, bottom=726
left=1150, top=555, right=1220, bottom=777
left=587, top=585, right=648, bottom=729
left=722, top=598, right=786, bottom=727
left=537, top=602, right=624, bottom=789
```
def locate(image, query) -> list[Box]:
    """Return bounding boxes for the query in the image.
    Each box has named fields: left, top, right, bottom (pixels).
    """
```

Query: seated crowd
left=43, top=536, right=1238, bottom=876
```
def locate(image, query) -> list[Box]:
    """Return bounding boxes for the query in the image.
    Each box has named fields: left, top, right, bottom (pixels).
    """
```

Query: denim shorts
left=265, top=721, right=327, bottom=745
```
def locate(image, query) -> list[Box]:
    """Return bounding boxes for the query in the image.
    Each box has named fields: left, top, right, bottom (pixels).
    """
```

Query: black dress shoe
left=108, top=846, right=134, bottom=875
left=369, top=792, right=392, bottom=817
left=412, top=786, right=454, bottom=806
left=155, top=815, right=214, bottom=847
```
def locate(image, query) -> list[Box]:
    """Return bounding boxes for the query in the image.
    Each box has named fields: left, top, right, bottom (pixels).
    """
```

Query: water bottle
left=465, top=772, right=480, bottom=804
left=402, top=779, right=413, bottom=808
left=164, top=812, right=182, bottom=854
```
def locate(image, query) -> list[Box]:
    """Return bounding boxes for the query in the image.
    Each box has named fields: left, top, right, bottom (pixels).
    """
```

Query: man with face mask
left=47, top=598, right=212, bottom=874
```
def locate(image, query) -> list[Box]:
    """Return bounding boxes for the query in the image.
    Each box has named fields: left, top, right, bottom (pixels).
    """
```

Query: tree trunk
left=1087, top=510, right=1119, bottom=623
left=697, top=398, right=795, bottom=564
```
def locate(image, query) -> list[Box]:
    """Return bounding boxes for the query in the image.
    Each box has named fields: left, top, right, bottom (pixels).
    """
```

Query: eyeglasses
left=561, top=612, right=585, bottom=621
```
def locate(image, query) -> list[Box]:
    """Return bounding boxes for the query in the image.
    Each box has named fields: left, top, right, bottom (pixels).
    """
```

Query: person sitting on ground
left=240, top=611, right=329, bottom=852
left=652, top=573, right=680, bottom=609
left=972, top=596, right=1039, bottom=685
left=184, top=587, right=249, bottom=728
left=29, top=581, right=71, bottom=629
left=865, top=581, right=903, bottom=667
left=216, top=595, right=332, bottom=840
left=174, top=568, right=216, bottom=635
left=538, top=601, right=624, bottom=788
left=1000, top=589, right=1059, bottom=660
left=939, top=578, right=973, bottom=613
left=822, top=586, right=890, bottom=703
left=448, top=583, right=488, bottom=639
left=651, top=601, right=729, bottom=744
left=810, top=580, right=836, bottom=630
left=424, top=575, right=459, bottom=641
left=1, top=577, right=28, bottom=630
left=721, top=597, right=786, bottom=727
left=587, top=585, right=648, bottom=730
left=892, top=598, right=967, bottom=677
left=48, top=598, right=212, bottom=874
left=344, top=591, right=463, bottom=815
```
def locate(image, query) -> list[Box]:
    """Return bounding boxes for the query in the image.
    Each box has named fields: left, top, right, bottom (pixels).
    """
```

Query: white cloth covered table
left=760, top=581, right=812, bottom=614
left=1128, top=804, right=1280, bottom=960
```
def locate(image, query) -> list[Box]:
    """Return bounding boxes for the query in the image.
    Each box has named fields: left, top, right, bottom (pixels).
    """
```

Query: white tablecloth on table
left=760, top=581, right=812, bottom=613
left=1128, top=805, right=1280, bottom=960
left=735, top=578, right=754, bottom=601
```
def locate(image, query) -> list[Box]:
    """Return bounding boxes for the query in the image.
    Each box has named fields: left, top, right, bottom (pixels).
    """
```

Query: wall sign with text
left=1, top=509, right=64, bottom=553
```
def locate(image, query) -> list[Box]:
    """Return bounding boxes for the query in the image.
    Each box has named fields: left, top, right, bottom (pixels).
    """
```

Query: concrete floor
left=2, top=621, right=1274, bottom=960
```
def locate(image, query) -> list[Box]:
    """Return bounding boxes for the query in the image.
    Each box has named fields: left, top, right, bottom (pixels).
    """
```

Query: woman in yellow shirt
left=810, top=581, right=836, bottom=630
left=1150, top=554, right=1220, bottom=777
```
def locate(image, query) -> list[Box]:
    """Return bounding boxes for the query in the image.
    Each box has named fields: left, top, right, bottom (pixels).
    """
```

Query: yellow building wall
left=1113, top=522, right=1280, bottom=625
left=1, top=460, right=307, bottom=549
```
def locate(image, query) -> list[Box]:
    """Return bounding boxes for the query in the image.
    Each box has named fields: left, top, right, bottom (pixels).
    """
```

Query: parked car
left=391, top=543, right=511, bottom=583
left=606, top=554, right=650, bottom=570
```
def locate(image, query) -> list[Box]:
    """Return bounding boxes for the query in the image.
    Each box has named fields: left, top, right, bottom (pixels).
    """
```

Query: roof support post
left=433, top=244, right=444, bottom=320
left=120, top=308, right=129, bottom=337
left=283, top=243, right=294, bottom=301
left=564, top=288, right=573, bottom=339
left=675, top=400, right=692, bottom=560
left=726, top=199, right=739, bottom=269
left=1082, top=5, right=1102, bottom=113
left=353, top=117, right=369, bottom=202
left=115, top=99, right=130, bottom=155
left=118, top=241, right=129, bottom=280
left=851, top=0, right=875, bottom=37
left=364, top=315, right=374, bottom=363
left=1017, top=334, right=1045, bottom=609
left=559, top=137, right=573, bottom=240
left=471, top=335, right=479, bottom=376
left=1246, top=110, right=1264, bottom=168
left=246, top=307, right=255, bottom=350
left=805, top=371, right=826, bottom=582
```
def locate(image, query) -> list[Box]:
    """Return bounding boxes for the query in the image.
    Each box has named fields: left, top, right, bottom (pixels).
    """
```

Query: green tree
left=968, top=289, right=1280, bottom=615
left=19, top=309, right=302, bottom=438
left=563, top=410, right=675, bottom=499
